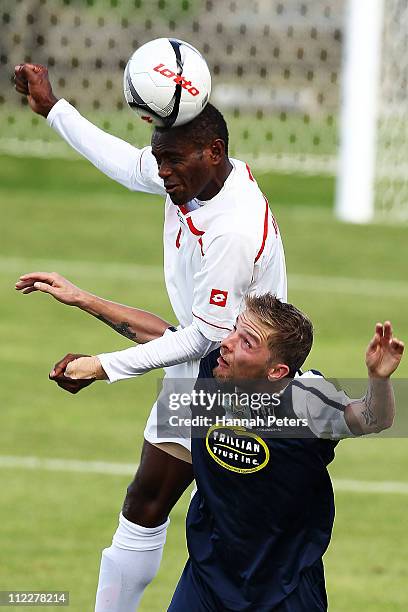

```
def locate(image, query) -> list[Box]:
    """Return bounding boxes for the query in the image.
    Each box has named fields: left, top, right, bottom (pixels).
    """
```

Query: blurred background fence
left=0, top=0, right=408, bottom=220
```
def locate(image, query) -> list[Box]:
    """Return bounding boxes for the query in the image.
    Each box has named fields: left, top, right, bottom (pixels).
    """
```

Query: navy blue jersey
left=172, top=349, right=347, bottom=611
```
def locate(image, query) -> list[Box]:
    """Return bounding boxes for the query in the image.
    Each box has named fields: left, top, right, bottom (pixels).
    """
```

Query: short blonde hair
left=245, top=294, right=313, bottom=376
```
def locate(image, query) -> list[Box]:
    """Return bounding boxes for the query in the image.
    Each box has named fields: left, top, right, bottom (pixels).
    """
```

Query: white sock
left=94, top=513, right=170, bottom=612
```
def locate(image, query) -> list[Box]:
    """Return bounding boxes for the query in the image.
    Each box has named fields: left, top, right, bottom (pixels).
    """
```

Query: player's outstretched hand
left=366, top=321, right=404, bottom=379
left=50, top=353, right=95, bottom=394
left=15, top=272, right=85, bottom=307
left=14, top=63, right=58, bottom=117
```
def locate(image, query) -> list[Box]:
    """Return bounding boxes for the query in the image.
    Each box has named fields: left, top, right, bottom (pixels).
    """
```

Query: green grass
left=0, top=155, right=407, bottom=611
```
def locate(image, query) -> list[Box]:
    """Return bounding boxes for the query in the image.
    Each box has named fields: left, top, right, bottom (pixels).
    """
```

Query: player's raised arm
left=15, top=271, right=172, bottom=344
left=13, top=63, right=165, bottom=195
left=60, top=230, right=255, bottom=382
left=64, top=322, right=217, bottom=381
left=291, top=321, right=404, bottom=440
left=344, top=322, right=404, bottom=435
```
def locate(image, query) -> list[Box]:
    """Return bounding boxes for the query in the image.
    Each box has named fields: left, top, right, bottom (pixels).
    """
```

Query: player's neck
left=197, top=159, right=233, bottom=201
left=236, top=378, right=290, bottom=395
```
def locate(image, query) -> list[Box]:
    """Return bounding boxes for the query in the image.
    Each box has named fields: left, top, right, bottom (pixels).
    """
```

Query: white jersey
left=47, top=100, right=287, bottom=343
left=164, top=159, right=287, bottom=340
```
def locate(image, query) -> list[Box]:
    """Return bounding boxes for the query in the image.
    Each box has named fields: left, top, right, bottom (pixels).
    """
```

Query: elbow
left=382, top=416, right=395, bottom=431
left=374, top=417, right=394, bottom=433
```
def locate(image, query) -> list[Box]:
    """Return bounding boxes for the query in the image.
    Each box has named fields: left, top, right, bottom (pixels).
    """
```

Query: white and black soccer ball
left=123, top=38, right=211, bottom=128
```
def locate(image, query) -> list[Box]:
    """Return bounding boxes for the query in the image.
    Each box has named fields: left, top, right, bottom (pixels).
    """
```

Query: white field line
left=0, top=256, right=164, bottom=282
left=332, top=479, right=408, bottom=495
left=1, top=256, right=407, bottom=298
left=0, top=455, right=137, bottom=476
left=289, top=274, right=408, bottom=298
left=0, top=455, right=407, bottom=495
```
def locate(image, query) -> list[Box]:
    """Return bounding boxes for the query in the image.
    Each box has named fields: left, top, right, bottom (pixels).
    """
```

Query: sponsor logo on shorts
left=209, top=289, right=228, bottom=307
left=206, top=425, right=270, bottom=474
left=153, top=64, right=200, bottom=96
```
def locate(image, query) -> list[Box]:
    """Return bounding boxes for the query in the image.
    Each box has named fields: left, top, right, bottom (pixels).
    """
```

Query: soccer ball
left=123, top=38, right=211, bottom=128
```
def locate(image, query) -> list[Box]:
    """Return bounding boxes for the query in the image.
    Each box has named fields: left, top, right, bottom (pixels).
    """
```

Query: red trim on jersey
left=175, top=227, right=182, bottom=249
left=255, top=196, right=270, bottom=263
left=186, top=216, right=205, bottom=236
left=178, top=204, right=189, bottom=215
left=246, top=163, right=255, bottom=182
left=193, top=312, right=232, bottom=331
left=271, top=213, right=279, bottom=237
left=177, top=205, right=205, bottom=237
left=198, top=236, right=204, bottom=256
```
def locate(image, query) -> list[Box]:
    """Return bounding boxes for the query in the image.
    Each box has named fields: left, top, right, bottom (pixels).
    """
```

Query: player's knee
left=122, top=477, right=169, bottom=526
left=125, top=475, right=161, bottom=505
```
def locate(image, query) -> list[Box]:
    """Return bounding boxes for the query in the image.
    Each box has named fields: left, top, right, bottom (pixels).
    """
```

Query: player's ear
left=267, top=363, right=290, bottom=381
left=209, top=139, right=225, bottom=164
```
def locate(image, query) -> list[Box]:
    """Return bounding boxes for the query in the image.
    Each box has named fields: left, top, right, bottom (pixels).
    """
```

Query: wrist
left=367, top=370, right=391, bottom=381
left=41, top=95, right=59, bottom=118
left=74, top=289, right=92, bottom=310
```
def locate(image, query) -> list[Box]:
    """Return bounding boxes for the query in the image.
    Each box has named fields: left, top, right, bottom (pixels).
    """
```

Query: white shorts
left=144, top=359, right=201, bottom=452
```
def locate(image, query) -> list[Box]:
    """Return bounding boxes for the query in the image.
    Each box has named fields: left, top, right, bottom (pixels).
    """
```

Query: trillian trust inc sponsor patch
left=206, top=425, right=270, bottom=474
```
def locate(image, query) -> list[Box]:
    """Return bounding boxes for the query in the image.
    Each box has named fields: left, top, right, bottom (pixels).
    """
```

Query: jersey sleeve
left=192, top=232, right=255, bottom=341
left=98, top=323, right=218, bottom=382
left=47, top=99, right=165, bottom=196
left=291, top=374, right=355, bottom=439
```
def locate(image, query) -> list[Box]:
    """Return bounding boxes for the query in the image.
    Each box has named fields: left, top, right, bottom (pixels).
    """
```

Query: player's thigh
left=144, top=360, right=201, bottom=451
left=122, top=439, right=194, bottom=527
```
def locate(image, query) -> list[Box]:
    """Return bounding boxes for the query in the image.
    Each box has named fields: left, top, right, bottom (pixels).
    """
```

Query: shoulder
left=228, top=159, right=265, bottom=206
left=288, top=371, right=355, bottom=440
left=207, top=195, right=267, bottom=247
left=292, top=371, right=348, bottom=412
left=223, top=160, right=271, bottom=229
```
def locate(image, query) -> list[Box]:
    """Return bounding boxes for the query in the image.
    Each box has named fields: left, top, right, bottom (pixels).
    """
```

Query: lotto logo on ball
left=153, top=64, right=200, bottom=96
left=209, top=289, right=228, bottom=307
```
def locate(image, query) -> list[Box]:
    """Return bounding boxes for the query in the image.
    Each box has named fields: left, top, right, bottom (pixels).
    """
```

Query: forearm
left=346, top=377, right=395, bottom=435
left=77, top=291, right=172, bottom=343
left=362, top=377, right=395, bottom=431
left=98, top=323, right=218, bottom=382
left=46, top=99, right=144, bottom=190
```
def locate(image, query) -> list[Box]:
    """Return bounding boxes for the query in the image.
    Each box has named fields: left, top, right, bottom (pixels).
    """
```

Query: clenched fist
left=49, top=353, right=96, bottom=394
left=14, top=63, right=58, bottom=117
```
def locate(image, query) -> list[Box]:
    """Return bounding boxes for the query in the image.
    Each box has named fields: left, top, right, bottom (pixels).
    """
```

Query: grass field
left=0, top=153, right=407, bottom=611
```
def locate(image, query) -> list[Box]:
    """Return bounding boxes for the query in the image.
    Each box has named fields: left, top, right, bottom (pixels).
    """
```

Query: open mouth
left=217, top=355, right=229, bottom=368
left=165, top=184, right=180, bottom=194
